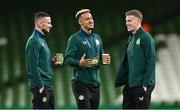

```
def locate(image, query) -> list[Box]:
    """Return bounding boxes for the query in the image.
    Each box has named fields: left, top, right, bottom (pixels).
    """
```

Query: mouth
left=89, top=23, right=94, bottom=26
left=127, top=26, right=131, bottom=29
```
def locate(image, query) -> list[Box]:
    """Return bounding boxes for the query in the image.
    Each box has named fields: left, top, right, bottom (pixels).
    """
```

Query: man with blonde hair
left=115, top=9, right=156, bottom=109
left=65, top=9, right=110, bottom=109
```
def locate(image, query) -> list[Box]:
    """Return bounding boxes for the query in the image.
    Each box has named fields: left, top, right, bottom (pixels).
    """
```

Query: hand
left=79, top=54, right=93, bottom=67
left=52, top=56, right=58, bottom=65
left=52, top=56, right=63, bottom=65
left=39, top=87, right=44, bottom=94
left=143, top=86, right=147, bottom=92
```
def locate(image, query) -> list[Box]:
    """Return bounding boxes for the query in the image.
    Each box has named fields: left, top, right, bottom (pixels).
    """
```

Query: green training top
left=115, top=27, right=156, bottom=87
left=25, top=29, right=53, bottom=90
left=65, top=29, right=104, bottom=87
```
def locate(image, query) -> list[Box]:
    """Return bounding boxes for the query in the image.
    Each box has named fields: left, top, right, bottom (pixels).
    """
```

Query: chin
left=43, top=30, right=50, bottom=34
left=89, top=26, right=94, bottom=29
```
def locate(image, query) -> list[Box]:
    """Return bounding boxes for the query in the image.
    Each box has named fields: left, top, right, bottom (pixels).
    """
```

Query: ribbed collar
left=133, top=27, right=144, bottom=37
left=80, top=28, right=92, bottom=36
left=34, top=29, right=45, bottom=39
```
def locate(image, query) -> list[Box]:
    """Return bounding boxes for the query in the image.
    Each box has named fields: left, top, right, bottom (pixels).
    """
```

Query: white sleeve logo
left=95, top=39, right=100, bottom=45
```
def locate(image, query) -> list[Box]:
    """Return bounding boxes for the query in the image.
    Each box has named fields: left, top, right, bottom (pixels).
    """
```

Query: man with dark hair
left=115, top=9, right=156, bottom=109
left=25, top=12, right=56, bottom=109
left=65, top=9, right=110, bottom=109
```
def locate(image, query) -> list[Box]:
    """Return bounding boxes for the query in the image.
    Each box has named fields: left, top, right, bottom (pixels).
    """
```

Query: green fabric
left=65, top=29, right=104, bottom=87
left=115, top=27, right=156, bottom=87
left=25, top=30, right=53, bottom=90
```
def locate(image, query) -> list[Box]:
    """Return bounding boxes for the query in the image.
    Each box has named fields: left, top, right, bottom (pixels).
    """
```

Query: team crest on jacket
left=136, top=38, right=140, bottom=45
left=42, top=97, right=47, bottom=102
left=95, top=39, right=100, bottom=45
left=79, top=95, right=84, bottom=100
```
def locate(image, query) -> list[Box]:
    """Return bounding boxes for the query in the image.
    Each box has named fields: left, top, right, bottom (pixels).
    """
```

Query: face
left=125, top=15, right=140, bottom=33
left=79, top=12, right=94, bottom=30
left=39, top=17, right=52, bottom=33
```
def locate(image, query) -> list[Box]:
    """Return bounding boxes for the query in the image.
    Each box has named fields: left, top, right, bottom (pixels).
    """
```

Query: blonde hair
left=75, top=9, right=91, bottom=20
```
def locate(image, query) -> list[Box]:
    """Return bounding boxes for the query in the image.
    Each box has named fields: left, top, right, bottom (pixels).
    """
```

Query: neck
left=81, top=26, right=91, bottom=34
left=132, top=24, right=141, bottom=34
left=35, top=27, right=44, bottom=35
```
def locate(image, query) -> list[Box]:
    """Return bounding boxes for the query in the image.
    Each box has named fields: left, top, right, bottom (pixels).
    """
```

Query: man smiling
left=65, top=9, right=110, bottom=109
left=115, top=9, right=156, bottom=109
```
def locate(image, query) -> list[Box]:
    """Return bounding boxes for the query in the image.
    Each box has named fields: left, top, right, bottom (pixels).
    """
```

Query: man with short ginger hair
left=115, top=9, right=156, bottom=109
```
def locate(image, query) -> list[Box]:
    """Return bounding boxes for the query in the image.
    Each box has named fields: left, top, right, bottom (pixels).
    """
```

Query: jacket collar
left=34, top=29, right=45, bottom=39
left=132, top=27, right=144, bottom=37
left=80, top=28, right=92, bottom=36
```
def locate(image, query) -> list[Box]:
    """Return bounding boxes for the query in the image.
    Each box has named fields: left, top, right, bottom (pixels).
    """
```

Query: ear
left=39, top=20, right=43, bottom=27
left=78, top=18, right=83, bottom=25
left=138, top=18, right=141, bottom=23
left=35, top=20, right=41, bottom=28
left=38, top=20, right=42, bottom=26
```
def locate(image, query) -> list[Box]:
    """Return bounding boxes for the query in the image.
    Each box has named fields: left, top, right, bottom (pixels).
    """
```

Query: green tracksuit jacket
left=65, top=29, right=104, bottom=87
left=25, top=30, right=53, bottom=90
left=115, top=27, right=156, bottom=88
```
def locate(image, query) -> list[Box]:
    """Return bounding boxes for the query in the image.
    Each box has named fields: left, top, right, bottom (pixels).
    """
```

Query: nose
left=126, top=22, right=130, bottom=26
left=125, top=21, right=128, bottom=25
left=90, top=18, right=94, bottom=23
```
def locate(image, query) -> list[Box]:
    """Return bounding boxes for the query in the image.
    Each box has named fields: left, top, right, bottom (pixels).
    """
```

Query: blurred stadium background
left=0, top=0, right=180, bottom=109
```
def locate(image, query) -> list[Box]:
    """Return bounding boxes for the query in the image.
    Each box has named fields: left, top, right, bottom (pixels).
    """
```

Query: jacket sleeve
left=115, top=51, right=129, bottom=87
left=27, top=39, right=43, bottom=88
left=115, top=44, right=129, bottom=88
left=141, top=33, right=156, bottom=86
left=65, top=36, right=80, bottom=67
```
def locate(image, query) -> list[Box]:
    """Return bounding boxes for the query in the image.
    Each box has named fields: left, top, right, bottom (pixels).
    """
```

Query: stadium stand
left=0, top=0, right=180, bottom=109
left=152, top=34, right=180, bottom=103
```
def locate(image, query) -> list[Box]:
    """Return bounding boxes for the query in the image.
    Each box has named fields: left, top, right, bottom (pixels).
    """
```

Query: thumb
left=81, top=53, right=86, bottom=59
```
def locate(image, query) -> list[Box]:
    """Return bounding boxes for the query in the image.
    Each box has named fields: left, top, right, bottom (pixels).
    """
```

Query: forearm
left=30, top=66, right=44, bottom=88
left=65, top=56, right=80, bottom=67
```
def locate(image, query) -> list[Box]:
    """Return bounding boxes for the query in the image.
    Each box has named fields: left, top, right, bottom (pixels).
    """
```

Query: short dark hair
left=125, top=10, right=143, bottom=22
left=34, top=12, right=50, bottom=21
